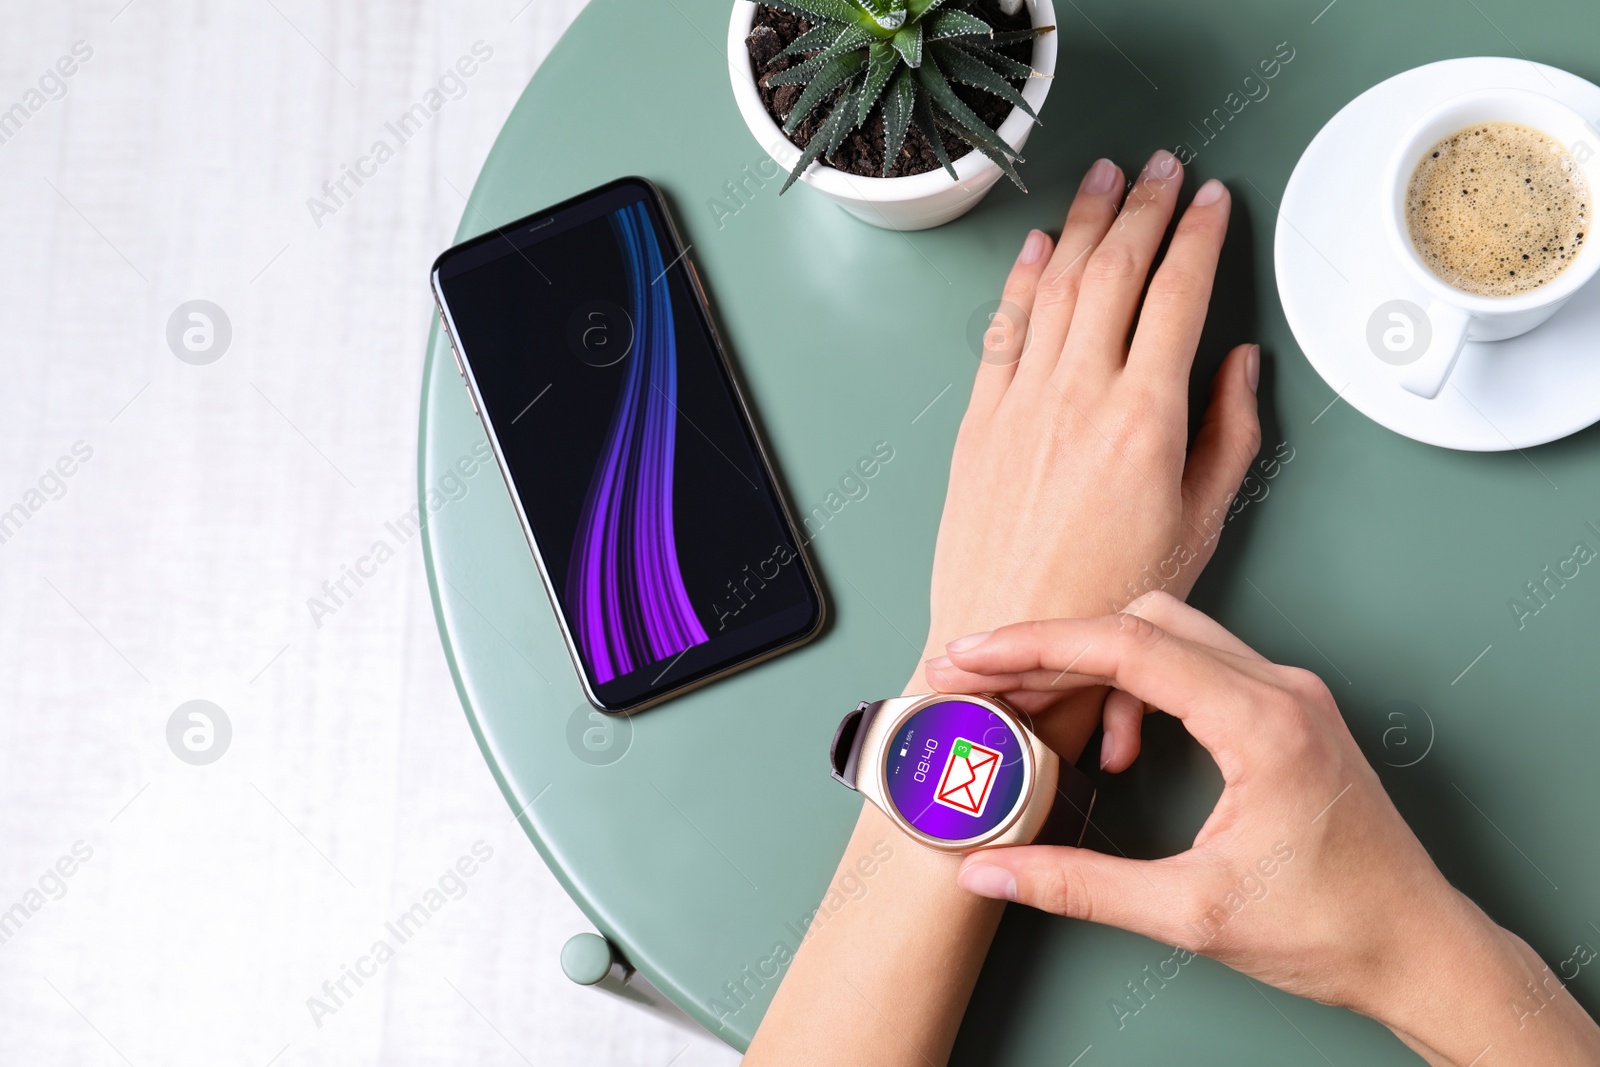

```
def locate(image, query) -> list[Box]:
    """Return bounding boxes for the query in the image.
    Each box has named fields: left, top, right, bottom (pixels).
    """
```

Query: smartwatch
left=829, top=694, right=1096, bottom=854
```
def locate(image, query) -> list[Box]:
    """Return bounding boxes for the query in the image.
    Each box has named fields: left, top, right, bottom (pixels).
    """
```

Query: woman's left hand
left=915, top=151, right=1263, bottom=767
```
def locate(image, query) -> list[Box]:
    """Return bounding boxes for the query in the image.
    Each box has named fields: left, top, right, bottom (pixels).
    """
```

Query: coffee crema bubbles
left=1405, top=121, right=1589, bottom=297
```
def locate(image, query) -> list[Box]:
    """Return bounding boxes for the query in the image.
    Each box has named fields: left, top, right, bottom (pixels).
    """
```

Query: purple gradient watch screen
left=884, top=699, right=1027, bottom=841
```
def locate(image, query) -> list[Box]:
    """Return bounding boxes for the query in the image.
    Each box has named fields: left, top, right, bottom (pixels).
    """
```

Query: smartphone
left=431, top=177, right=825, bottom=714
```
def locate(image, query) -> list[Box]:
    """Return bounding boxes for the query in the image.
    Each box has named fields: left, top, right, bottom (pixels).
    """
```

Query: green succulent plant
left=752, top=0, right=1053, bottom=192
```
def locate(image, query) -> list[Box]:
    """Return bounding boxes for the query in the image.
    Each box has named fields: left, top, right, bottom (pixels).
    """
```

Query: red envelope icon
left=933, top=737, right=1002, bottom=818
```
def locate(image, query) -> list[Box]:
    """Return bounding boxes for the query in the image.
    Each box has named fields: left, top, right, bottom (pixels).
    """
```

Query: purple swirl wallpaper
left=565, top=202, right=710, bottom=683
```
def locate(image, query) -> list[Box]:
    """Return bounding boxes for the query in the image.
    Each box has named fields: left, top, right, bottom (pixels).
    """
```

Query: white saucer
left=1275, top=57, right=1600, bottom=451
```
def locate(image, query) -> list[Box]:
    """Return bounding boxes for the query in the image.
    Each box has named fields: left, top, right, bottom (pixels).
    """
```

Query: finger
left=1123, top=589, right=1267, bottom=663
left=1001, top=690, right=1066, bottom=716
left=1179, top=344, right=1263, bottom=564
left=940, top=637, right=1275, bottom=706
left=923, top=652, right=1000, bottom=695
left=1052, top=149, right=1184, bottom=385
left=926, top=657, right=1115, bottom=700
left=1099, top=688, right=1145, bottom=771
left=968, top=228, right=1056, bottom=413
left=1125, top=179, right=1231, bottom=396
left=1022, top=687, right=1112, bottom=766
left=919, top=662, right=1113, bottom=765
left=938, top=615, right=1275, bottom=759
left=958, top=845, right=1201, bottom=946
left=1013, top=158, right=1126, bottom=381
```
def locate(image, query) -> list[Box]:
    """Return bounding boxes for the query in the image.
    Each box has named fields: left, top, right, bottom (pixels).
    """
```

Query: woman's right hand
left=925, top=592, right=1600, bottom=1066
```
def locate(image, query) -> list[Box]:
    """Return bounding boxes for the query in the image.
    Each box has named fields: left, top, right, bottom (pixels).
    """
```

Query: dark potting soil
left=746, top=0, right=1035, bottom=181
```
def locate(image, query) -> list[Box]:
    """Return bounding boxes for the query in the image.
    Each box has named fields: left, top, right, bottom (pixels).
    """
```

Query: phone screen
left=433, top=179, right=822, bottom=710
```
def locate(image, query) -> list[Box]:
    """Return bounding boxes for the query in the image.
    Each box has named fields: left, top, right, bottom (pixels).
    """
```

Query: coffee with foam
left=1404, top=121, right=1589, bottom=297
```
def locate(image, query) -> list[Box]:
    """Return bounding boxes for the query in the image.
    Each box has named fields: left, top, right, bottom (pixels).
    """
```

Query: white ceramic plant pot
left=727, top=0, right=1057, bottom=231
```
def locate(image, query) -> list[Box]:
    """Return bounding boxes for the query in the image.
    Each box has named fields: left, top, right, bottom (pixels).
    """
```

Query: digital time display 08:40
left=884, top=699, right=1027, bottom=841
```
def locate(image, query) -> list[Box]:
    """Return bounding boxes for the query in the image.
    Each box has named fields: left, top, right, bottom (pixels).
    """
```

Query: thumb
left=958, top=845, right=1183, bottom=942
left=1180, top=343, right=1262, bottom=547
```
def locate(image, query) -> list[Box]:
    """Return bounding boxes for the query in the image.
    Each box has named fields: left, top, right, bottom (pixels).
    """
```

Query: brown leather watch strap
left=1038, top=757, right=1097, bottom=847
left=828, top=700, right=885, bottom=791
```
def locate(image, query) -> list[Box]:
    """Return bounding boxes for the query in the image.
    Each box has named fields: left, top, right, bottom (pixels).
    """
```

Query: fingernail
left=1123, top=590, right=1158, bottom=615
left=1193, top=178, right=1225, bottom=206
left=1018, top=228, right=1046, bottom=265
left=1147, top=149, right=1179, bottom=180
left=946, top=630, right=993, bottom=653
left=958, top=863, right=1017, bottom=901
left=1084, top=157, right=1117, bottom=194
left=1246, top=344, right=1261, bottom=393
left=1100, top=730, right=1115, bottom=769
left=925, top=655, right=952, bottom=671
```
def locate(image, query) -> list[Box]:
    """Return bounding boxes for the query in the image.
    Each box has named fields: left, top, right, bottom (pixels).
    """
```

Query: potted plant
left=726, top=0, right=1057, bottom=231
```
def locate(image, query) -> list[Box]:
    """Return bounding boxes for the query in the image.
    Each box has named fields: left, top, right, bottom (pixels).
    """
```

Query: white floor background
left=0, top=2, right=739, bottom=1064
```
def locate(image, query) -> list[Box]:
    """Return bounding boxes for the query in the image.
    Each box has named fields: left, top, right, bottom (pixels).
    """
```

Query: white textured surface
left=0, top=2, right=736, bottom=1064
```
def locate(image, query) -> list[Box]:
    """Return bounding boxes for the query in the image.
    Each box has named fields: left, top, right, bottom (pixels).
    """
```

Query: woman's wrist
left=1355, top=886, right=1600, bottom=1064
left=902, top=645, right=941, bottom=699
left=1350, top=886, right=1501, bottom=1038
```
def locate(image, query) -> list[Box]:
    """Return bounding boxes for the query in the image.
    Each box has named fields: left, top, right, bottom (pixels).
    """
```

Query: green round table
left=420, top=0, right=1600, bottom=1060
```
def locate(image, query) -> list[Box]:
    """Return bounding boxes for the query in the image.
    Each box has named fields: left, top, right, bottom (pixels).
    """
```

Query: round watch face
left=882, top=698, right=1028, bottom=842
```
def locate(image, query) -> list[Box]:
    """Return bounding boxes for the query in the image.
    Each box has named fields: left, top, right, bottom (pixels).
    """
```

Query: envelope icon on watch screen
left=933, top=738, right=1002, bottom=818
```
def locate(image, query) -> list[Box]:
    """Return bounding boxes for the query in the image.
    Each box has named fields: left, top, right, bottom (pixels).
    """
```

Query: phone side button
left=688, top=260, right=709, bottom=308
left=465, top=386, right=478, bottom=415
left=439, top=309, right=465, bottom=376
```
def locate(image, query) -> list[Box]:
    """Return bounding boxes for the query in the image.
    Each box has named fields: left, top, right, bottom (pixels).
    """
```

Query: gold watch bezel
left=856, top=693, right=1060, bottom=854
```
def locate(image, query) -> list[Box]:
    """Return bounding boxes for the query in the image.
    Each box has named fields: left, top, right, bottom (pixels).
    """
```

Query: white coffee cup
left=1383, top=88, right=1600, bottom=399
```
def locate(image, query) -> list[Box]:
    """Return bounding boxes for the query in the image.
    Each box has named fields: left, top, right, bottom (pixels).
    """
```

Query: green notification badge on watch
left=830, top=694, right=1096, bottom=854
